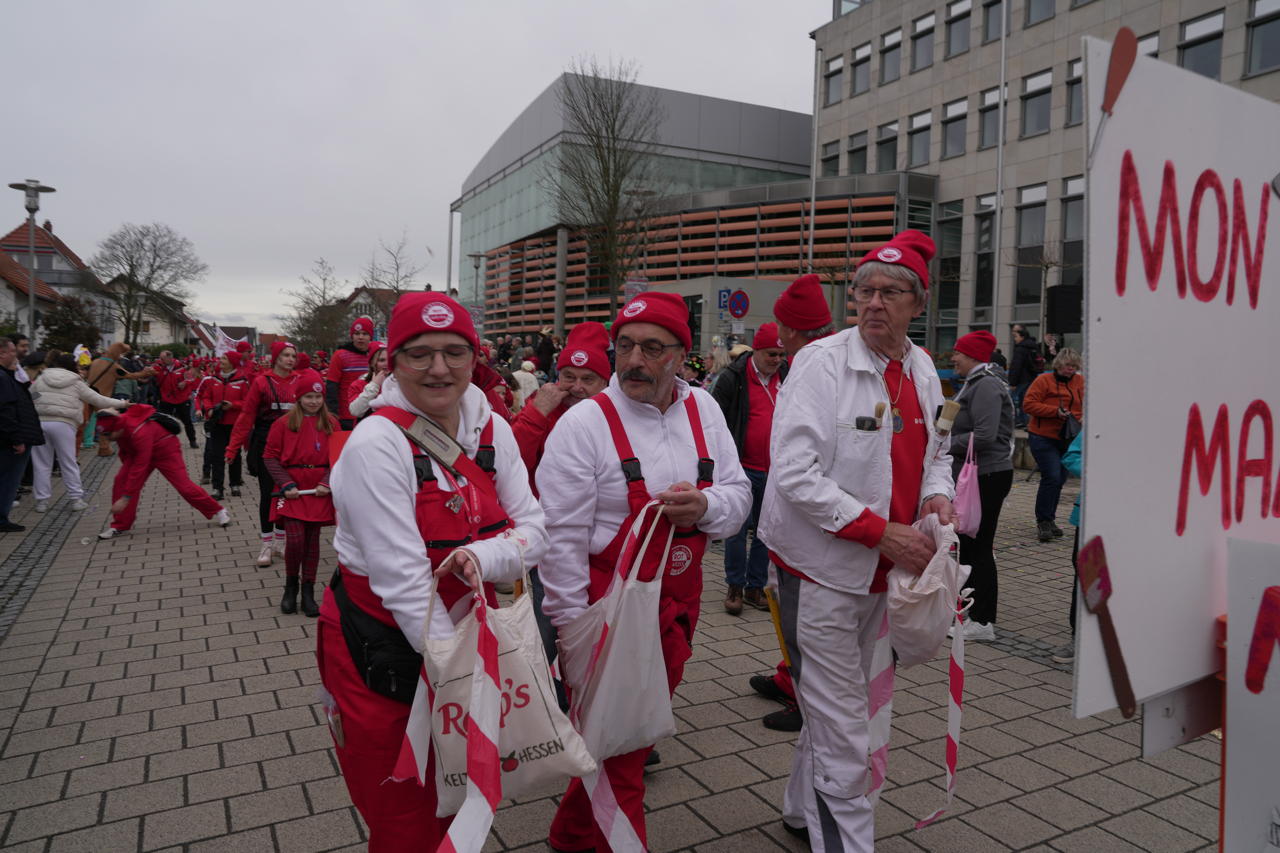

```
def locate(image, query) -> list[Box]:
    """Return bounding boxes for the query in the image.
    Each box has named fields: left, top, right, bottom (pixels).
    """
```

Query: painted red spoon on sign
left=1088, top=27, right=1139, bottom=168
left=1076, top=536, right=1137, bottom=718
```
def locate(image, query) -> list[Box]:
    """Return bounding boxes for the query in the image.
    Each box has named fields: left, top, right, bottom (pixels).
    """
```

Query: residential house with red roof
left=0, top=220, right=113, bottom=344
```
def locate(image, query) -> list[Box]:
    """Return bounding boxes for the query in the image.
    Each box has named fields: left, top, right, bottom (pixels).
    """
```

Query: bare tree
left=544, top=56, right=666, bottom=315
left=358, top=233, right=430, bottom=324
left=90, top=222, right=208, bottom=346
left=280, top=258, right=351, bottom=352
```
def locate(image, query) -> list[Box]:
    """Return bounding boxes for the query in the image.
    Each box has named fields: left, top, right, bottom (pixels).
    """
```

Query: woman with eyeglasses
left=318, top=292, right=547, bottom=849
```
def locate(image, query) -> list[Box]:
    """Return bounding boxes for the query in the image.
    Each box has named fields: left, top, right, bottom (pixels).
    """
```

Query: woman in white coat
left=30, top=352, right=122, bottom=511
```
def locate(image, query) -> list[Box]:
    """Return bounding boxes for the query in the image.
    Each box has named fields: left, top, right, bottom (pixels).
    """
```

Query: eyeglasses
left=397, top=344, right=474, bottom=370
left=615, top=337, right=683, bottom=360
left=852, top=285, right=915, bottom=303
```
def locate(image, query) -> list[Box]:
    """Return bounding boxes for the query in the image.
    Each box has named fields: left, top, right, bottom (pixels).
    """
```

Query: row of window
left=823, top=0, right=1280, bottom=108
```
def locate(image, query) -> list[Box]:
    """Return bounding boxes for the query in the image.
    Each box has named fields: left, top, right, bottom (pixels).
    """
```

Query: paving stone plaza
left=0, top=446, right=1222, bottom=852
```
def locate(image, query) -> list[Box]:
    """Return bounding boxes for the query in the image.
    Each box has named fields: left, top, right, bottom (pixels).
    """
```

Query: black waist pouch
left=329, top=569, right=423, bottom=705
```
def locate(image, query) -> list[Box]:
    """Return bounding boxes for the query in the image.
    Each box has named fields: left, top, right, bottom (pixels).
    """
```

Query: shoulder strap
left=683, top=395, right=715, bottom=489
left=373, top=407, right=499, bottom=500
left=476, top=417, right=496, bottom=474
left=594, top=394, right=651, bottom=513
left=86, top=358, right=115, bottom=388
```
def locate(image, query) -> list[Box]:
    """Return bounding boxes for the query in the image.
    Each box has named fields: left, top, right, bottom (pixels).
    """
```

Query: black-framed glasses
left=615, top=337, right=683, bottom=360
left=851, top=285, right=914, bottom=304
left=398, top=344, right=474, bottom=369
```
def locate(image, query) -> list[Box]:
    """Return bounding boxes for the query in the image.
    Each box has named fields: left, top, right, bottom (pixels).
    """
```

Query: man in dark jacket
left=0, top=337, right=45, bottom=532
left=710, top=323, right=787, bottom=615
left=1007, top=325, right=1040, bottom=427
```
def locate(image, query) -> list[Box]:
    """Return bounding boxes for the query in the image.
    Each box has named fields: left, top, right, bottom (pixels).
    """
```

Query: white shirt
left=536, top=376, right=752, bottom=627
left=331, top=377, right=548, bottom=649
left=758, top=328, right=955, bottom=594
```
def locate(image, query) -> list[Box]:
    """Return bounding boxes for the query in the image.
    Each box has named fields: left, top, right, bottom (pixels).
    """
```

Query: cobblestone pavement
left=0, top=445, right=1221, bottom=852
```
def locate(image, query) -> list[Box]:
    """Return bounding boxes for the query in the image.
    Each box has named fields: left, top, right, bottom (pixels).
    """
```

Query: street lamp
left=7, top=179, right=57, bottom=339
left=467, top=252, right=486, bottom=331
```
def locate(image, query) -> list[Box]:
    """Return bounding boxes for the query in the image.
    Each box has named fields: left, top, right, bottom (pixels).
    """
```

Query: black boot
left=280, top=576, right=299, bottom=614
left=300, top=583, right=319, bottom=618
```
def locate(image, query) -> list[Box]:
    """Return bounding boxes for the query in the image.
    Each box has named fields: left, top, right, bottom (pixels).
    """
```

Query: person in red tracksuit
left=200, top=352, right=249, bottom=500
left=262, top=369, right=337, bottom=618
left=325, top=316, right=374, bottom=430
left=228, top=341, right=300, bottom=568
left=95, top=404, right=230, bottom=539
left=157, top=360, right=199, bottom=448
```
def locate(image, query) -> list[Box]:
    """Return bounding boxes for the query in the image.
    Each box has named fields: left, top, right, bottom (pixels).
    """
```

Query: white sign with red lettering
left=1079, top=34, right=1280, bottom=717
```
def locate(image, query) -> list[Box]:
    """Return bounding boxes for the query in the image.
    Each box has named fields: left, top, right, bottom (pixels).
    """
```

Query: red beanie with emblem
left=270, top=340, right=295, bottom=365
left=350, top=316, right=374, bottom=337
left=774, top=274, right=832, bottom=331
left=954, top=330, right=998, bottom=364
left=556, top=322, right=612, bottom=378
left=294, top=368, right=326, bottom=396
left=752, top=322, right=782, bottom=351
left=856, top=229, right=936, bottom=290
left=387, top=292, right=480, bottom=365
left=236, top=340, right=252, bottom=353
left=612, top=292, right=692, bottom=352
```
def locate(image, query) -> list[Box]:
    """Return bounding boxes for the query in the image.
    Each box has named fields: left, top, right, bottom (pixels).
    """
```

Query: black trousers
left=205, top=422, right=242, bottom=491
left=157, top=400, right=197, bottom=444
left=958, top=468, right=1014, bottom=625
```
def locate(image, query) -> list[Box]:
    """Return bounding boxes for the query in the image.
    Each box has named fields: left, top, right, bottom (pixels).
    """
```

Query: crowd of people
left=0, top=226, right=1089, bottom=850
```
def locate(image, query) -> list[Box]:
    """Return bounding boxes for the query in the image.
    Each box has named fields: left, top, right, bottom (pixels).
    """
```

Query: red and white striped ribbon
left=914, top=592, right=971, bottom=829
left=865, top=607, right=895, bottom=805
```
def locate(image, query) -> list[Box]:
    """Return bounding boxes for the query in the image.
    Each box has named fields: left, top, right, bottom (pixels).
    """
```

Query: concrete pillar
left=554, top=226, right=568, bottom=336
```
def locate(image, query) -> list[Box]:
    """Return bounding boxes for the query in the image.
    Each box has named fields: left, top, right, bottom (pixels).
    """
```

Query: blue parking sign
left=717, top=288, right=730, bottom=310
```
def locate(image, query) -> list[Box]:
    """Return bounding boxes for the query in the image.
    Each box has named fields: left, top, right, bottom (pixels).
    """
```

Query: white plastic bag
left=953, top=434, right=982, bottom=537
left=559, top=501, right=677, bottom=761
left=886, top=514, right=971, bottom=667
left=398, top=574, right=597, bottom=818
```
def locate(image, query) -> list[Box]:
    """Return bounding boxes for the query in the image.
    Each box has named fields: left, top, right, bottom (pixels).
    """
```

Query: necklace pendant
left=446, top=494, right=464, bottom=515
left=892, top=407, right=904, bottom=434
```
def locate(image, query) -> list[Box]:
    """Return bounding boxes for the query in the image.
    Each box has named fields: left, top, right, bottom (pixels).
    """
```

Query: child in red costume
left=96, top=404, right=230, bottom=539
left=262, top=370, right=337, bottom=617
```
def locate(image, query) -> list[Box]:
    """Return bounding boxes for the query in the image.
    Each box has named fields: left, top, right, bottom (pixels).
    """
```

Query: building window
left=947, top=0, right=971, bottom=56
left=1026, top=0, right=1054, bottom=27
left=824, top=55, right=844, bottom=106
left=881, top=29, right=902, bottom=83
left=1061, top=176, right=1085, bottom=290
left=942, top=99, right=967, bottom=158
left=1065, top=59, right=1083, bottom=126
left=876, top=121, right=899, bottom=172
left=912, top=14, right=936, bottom=71
left=820, top=141, right=840, bottom=177
left=974, top=202, right=995, bottom=310
left=1138, top=32, right=1159, bottom=56
left=851, top=43, right=872, bottom=95
left=848, top=131, right=868, bottom=174
left=983, top=0, right=1004, bottom=43
left=978, top=86, right=1003, bottom=148
left=1179, top=11, right=1225, bottom=80
left=1021, top=70, right=1052, bottom=137
left=1247, top=0, right=1280, bottom=76
left=936, top=200, right=964, bottom=346
left=907, top=111, right=932, bottom=166
left=1016, top=184, right=1047, bottom=306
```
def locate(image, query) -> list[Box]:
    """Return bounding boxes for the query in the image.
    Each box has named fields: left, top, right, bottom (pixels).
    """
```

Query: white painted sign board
left=1224, top=539, right=1280, bottom=853
left=1078, top=36, right=1280, bottom=717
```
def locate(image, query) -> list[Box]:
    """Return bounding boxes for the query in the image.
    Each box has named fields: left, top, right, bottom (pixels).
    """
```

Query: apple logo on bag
left=669, top=545, right=694, bottom=576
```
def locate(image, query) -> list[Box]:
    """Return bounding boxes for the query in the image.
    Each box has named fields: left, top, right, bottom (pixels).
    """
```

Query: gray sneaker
left=1050, top=644, right=1075, bottom=664
left=34, top=500, right=48, bottom=512
left=69, top=499, right=89, bottom=511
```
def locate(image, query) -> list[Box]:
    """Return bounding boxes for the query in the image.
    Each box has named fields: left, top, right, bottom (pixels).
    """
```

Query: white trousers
left=32, top=421, right=84, bottom=502
left=777, top=569, right=887, bottom=853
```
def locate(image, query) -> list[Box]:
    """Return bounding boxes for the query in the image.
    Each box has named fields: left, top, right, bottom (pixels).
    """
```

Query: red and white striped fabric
left=864, top=608, right=895, bottom=805
left=914, top=593, right=972, bottom=829
left=585, top=768, right=646, bottom=852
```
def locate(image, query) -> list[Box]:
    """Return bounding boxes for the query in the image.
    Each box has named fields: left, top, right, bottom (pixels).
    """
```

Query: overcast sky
left=6, top=1, right=829, bottom=333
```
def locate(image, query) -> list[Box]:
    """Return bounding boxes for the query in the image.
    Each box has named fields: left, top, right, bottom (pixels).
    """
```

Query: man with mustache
left=538, top=292, right=751, bottom=852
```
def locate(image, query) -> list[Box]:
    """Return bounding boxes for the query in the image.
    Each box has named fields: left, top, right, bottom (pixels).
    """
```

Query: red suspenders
left=594, top=393, right=715, bottom=515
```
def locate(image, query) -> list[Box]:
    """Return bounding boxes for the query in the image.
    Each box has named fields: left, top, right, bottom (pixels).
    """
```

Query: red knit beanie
left=270, top=340, right=295, bottom=365
left=954, top=330, right=997, bottom=363
left=752, top=322, right=782, bottom=350
left=350, top=316, right=374, bottom=337
left=294, top=368, right=326, bottom=396
left=387, top=293, right=480, bottom=365
left=612, top=292, right=692, bottom=351
left=557, top=322, right=611, bottom=378
left=224, top=351, right=242, bottom=369
left=856, top=229, right=936, bottom=290
left=236, top=340, right=252, bottom=353
left=774, top=274, right=832, bottom=331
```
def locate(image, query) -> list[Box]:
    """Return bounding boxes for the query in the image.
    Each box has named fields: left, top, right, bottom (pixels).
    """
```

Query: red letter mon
left=1117, top=151, right=1185, bottom=297
left=1176, top=403, right=1232, bottom=535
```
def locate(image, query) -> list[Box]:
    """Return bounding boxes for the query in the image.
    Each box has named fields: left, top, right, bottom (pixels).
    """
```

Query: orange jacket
left=1022, top=371, right=1084, bottom=440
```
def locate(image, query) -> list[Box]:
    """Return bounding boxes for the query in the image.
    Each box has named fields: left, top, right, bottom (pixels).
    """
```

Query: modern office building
left=814, top=0, right=1279, bottom=351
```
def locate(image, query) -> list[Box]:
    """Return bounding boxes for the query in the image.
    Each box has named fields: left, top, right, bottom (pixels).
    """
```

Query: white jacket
left=330, top=377, right=548, bottom=649
left=758, top=328, right=955, bottom=595
left=536, top=376, right=752, bottom=627
left=31, top=367, right=121, bottom=428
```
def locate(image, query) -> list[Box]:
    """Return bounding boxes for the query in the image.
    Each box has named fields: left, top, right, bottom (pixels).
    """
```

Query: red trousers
left=109, top=438, right=222, bottom=532
left=316, top=597, right=450, bottom=852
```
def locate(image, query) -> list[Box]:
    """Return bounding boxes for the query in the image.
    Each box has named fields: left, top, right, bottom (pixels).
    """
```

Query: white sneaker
left=98, top=527, right=125, bottom=540
left=962, top=621, right=997, bottom=642
left=34, top=500, right=48, bottom=512
left=214, top=509, right=231, bottom=527
left=257, top=542, right=274, bottom=567
left=69, top=499, right=88, bottom=511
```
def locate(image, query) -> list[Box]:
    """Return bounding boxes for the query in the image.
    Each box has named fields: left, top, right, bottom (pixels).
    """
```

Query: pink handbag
left=954, top=434, right=982, bottom=537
